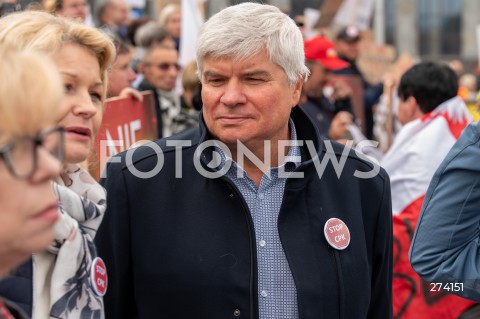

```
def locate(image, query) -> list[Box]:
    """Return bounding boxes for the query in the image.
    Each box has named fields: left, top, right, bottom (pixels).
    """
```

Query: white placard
left=334, top=0, right=375, bottom=30
left=180, top=0, right=205, bottom=66
left=304, top=8, right=321, bottom=39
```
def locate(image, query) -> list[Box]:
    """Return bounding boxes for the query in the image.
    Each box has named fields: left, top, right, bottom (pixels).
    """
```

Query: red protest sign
left=89, top=91, right=158, bottom=180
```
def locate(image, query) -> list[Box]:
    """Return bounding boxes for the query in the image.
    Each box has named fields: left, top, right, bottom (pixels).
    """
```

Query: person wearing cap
left=335, top=26, right=361, bottom=64
left=96, top=3, right=392, bottom=318
left=334, top=25, right=384, bottom=139
left=301, top=35, right=355, bottom=140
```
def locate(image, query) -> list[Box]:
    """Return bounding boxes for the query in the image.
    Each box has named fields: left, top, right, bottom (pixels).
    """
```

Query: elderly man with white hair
left=96, top=3, right=393, bottom=319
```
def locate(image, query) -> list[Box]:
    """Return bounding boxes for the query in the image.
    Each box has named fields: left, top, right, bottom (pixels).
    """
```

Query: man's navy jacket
left=96, top=106, right=393, bottom=319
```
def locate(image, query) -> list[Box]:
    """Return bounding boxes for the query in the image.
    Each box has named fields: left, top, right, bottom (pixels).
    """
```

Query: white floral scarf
left=32, top=164, right=106, bottom=319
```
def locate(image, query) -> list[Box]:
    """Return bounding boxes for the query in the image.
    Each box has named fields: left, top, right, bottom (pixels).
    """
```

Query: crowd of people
left=1, top=1, right=480, bottom=319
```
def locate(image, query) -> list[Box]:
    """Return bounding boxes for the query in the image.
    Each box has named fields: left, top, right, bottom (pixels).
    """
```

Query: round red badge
left=324, top=218, right=350, bottom=250
left=90, top=257, right=108, bottom=296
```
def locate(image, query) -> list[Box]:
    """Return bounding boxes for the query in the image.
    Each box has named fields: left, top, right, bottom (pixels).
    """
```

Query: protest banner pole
left=384, top=78, right=394, bottom=151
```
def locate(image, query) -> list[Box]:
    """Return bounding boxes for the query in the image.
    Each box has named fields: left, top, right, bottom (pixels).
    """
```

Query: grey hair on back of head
left=196, top=2, right=309, bottom=86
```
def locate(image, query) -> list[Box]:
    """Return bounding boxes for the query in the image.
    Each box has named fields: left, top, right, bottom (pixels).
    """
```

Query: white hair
left=158, top=4, right=180, bottom=26
left=196, top=2, right=309, bottom=85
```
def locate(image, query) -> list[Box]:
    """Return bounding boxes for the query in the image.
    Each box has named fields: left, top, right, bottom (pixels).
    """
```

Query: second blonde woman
left=0, top=11, right=115, bottom=319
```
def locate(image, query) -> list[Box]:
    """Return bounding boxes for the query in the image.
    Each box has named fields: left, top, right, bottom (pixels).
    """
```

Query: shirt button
left=233, top=309, right=241, bottom=316
left=261, top=290, right=268, bottom=297
left=259, top=240, right=266, bottom=247
left=258, top=193, right=264, bottom=200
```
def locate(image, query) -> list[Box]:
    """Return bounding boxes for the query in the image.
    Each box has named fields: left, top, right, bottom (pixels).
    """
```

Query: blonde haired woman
left=43, top=0, right=87, bottom=22
left=0, top=11, right=115, bottom=319
left=0, top=45, right=65, bottom=319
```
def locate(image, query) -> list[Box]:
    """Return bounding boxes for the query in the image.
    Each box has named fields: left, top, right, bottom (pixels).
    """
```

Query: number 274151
left=430, top=282, right=464, bottom=292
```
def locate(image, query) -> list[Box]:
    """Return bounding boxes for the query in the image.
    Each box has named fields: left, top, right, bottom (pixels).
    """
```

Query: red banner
left=89, top=91, right=157, bottom=180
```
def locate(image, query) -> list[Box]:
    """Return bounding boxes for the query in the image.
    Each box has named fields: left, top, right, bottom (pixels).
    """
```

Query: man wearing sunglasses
left=137, top=44, right=181, bottom=138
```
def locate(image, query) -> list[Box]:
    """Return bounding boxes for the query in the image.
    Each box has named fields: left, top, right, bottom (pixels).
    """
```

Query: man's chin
left=162, top=84, right=176, bottom=92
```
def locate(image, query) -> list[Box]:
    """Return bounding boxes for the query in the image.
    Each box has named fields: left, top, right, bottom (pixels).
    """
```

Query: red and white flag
left=382, top=96, right=472, bottom=215
left=382, top=96, right=475, bottom=318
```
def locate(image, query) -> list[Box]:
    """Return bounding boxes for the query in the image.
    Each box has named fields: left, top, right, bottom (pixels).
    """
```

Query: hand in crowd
left=118, top=87, right=143, bottom=102
left=381, top=72, right=397, bottom=88
left=329, top=111, right=353, bottom=141
left=331, top=79, right=352, bottom=100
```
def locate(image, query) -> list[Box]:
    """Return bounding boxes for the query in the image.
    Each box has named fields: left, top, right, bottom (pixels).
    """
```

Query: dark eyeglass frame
left=0, top=126, right=65, bottom=180
left=154, top=62, right=182, bottom=71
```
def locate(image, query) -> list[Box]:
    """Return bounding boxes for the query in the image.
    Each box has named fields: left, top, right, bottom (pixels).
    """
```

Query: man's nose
left=220, top=80, right=247, bottom=107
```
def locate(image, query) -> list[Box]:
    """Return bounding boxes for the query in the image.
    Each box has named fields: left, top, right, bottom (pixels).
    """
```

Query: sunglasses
left=152, top=62, right=182, bottom=71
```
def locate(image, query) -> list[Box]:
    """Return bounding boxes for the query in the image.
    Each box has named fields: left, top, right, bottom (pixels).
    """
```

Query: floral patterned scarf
left=32, top=164, right=106, bottom=319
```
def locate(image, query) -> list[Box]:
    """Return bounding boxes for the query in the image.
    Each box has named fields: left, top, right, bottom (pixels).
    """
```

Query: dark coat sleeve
left=368, top=171, right=393, bottom=318
left=410, top=122, right=480, bottom=302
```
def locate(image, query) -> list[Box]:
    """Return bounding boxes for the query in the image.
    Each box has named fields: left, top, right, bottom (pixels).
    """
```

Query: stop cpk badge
left=324, top=218, right=351, bottom=250
left=90, top=257, right=108, bottom=296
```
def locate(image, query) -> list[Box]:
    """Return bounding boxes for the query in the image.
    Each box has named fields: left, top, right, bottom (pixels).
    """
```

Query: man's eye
left=208, top=78, right=225, bottom=85
left=245, top=77, right=266, bottom=84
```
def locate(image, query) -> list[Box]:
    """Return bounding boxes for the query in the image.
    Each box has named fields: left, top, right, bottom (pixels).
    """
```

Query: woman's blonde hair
left=0, top=45, right=63, bottom=142
left=0, top=11, right=116, bottom=100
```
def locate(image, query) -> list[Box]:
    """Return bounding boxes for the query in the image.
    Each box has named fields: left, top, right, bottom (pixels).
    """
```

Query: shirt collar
left=210, top=118, right=301, bottom=172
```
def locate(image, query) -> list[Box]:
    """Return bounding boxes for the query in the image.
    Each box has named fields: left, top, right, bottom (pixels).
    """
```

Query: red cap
left=304, top=36, right=349, bottom=70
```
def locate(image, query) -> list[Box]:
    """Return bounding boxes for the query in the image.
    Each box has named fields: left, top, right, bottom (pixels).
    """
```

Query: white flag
left=180, top=0, right=204, bottom=67
left=381, top=96, right=472, bottom=215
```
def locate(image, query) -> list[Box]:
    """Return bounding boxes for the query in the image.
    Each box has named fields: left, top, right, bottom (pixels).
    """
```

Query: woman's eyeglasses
left=0, top=126, right=65, bottom=179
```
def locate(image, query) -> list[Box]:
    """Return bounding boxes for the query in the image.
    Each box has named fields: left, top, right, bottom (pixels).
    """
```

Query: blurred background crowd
left=2, top=1, right=480, bottom=318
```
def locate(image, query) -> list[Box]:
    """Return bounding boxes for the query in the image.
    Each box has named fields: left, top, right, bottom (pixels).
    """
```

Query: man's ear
left=291, top=79, right=304, bottom=108
left=407, top=96, right=419, bottom=116
left=406, top=95, right=426, bottom=120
